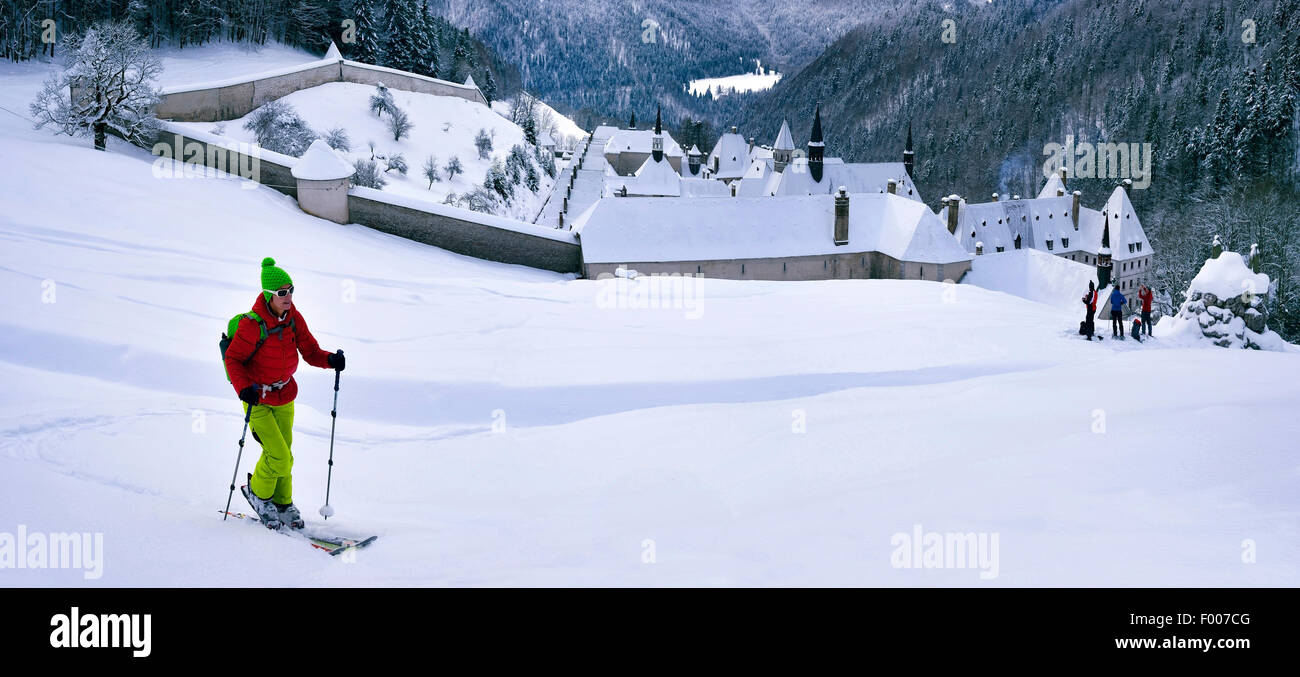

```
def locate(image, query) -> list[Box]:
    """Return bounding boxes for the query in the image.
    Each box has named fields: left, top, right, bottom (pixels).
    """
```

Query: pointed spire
left=654, top=105, right=661, bottom=135
left=324, top=40, right=342, bottom=61
left=810, top=103, right=824, bottom=145
left=774, top=119, right=794, bottom=151
left=903, top=120, right=915, bottom=178
left=1101, top=216, right=1111, bottom=249
left=629, top=111, right=637, bottom=129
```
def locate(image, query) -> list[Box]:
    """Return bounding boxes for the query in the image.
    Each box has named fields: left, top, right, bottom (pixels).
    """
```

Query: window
left=1128, top=243, right=1135, bottom=253
left=1062, top=237, right=1069, bottom=248
left=1047, top=240, right=1054, bottom=251
left=1137, top=242, right=1142, bottom=251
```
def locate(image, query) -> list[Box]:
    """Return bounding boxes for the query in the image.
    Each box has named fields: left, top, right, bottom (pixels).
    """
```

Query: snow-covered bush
left=535, top=145, right=556, bottom=178
left=352, top=158, right=387, bottom=189
left=323, top=127, right=352, bottom=152
left=485, top=159, right=513, bottom=201
left=243, top=100, right=316, bottom=157
left=461, top=186, right=499, bottom=214
left=474, top=128, right=493, bottom=159
left=369, top=82, right=395, bottom=118
left=1160, top=250, right=1288, bottom=350
left=384, top=152, right=408, bottom=175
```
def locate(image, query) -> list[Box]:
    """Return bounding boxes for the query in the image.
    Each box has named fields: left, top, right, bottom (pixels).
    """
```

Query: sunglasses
left=265, top=286, right=295, bottom=297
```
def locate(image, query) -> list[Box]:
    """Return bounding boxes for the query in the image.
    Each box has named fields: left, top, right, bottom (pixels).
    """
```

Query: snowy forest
left=741, top=0, right=1300, bottom=342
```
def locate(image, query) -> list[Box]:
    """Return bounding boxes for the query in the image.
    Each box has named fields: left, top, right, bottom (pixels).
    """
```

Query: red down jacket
left=224, top=293, right=333, bottom=407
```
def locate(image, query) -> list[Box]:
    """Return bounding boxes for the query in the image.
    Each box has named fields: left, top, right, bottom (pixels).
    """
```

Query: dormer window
left=1047, top=239, right=1054, bottom=251
left=1128, top=243, right=1135, bottom=253
left=1062, top=237, right=1069, bottom=248
left=1137, top=242, right=1142, bottom=251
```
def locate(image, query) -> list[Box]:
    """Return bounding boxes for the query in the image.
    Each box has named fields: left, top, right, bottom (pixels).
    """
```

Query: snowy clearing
left=688, top=72, right=783, bottom=97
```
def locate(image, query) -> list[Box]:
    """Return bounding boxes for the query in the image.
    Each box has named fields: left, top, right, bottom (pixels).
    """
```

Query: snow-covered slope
left=4, top=55, right=1300, bottom=587
left=170, top=81, right=554, bottom=222
left=964, top=248, right=1102, bottom=313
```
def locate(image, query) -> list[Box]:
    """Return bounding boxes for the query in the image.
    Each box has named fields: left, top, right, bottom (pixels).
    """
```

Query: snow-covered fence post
left=292, top=140, right=356, bottom=224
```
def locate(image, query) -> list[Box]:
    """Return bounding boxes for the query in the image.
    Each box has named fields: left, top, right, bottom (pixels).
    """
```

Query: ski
left=220, top=510, right=378, bottom=556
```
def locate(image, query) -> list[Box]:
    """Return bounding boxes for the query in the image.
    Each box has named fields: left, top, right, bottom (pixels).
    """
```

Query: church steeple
left=903, top=122, right=915, bottom=179
left=652, top=105, right=664, bottom=163
left=629, top=111, right=636, bottom=130
left=808, top=103, right=825, bottom=184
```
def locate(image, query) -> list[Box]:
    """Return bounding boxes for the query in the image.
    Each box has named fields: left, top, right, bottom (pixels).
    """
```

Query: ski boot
left=276, top=502, right=305, bottom=530
left=241, top=473, right=282, bottom=530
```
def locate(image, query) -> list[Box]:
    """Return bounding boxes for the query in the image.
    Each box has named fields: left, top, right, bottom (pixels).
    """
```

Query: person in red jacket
left=1137, top=284, right=1154, bottom=337
left=1081, top=281, right=1099, bottom=341
left=224, top=258, right=344, bottom=528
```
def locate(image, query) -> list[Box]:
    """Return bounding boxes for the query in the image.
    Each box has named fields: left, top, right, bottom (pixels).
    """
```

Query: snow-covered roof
left=942, top=196, right=1084, bottom=254
left=572, top=193, right=971, bottom=264
left=537, top=131, right=556, bottom=147
left=604, top=155, right=682, bottom=197
left=941, top=186, right=1149, bottom=261
left=1037, top=173, right=1067, bottom=199
left=292, top=139, right=356, bottom=180
left=603, top=129, right=684, bottom=157
left=735, top=157, right=776, bottom=197
left=773, top=120, right=794, bottom=151
left=767, top=159, right=922, bottom=202
left=323, top=41, right=342, bottom=61
left=688, top=145, right=702, bottom=156
left=1100, top=185, right=1151, bottom=261
left=706, top=130, right=751, bottom=179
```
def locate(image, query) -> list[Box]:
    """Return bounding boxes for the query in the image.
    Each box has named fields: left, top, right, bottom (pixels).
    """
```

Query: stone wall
left=150, top=125, right=299, bottom=198
left=154, top=59, right=486, bottom=123
left=585, top=251, right=971, bottom=282
left=348, top=191, right=581, bottom=274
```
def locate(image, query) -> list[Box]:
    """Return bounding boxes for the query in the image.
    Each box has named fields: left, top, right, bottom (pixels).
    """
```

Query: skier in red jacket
left=1137, top=284, right=1154, bottom=337
left=224, top=258, right=345, bottom=528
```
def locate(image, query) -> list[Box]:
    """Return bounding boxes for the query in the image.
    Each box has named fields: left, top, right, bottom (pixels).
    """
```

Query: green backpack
left=219, top=311, right=295, bottom=382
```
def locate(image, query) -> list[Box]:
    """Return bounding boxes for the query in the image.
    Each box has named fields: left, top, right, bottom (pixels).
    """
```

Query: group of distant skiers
left=1080, top=281, right=1153, bottom=342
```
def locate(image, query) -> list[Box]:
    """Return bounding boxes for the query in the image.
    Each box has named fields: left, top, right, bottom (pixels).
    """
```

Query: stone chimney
left=945, top=194, right=960, bottom=235
left=992, top=192, right=999, bottom=202
left=1071, top=190, right=1080, bottom=230
left=834, top=187, right=849, bottom=246
left=1059, top=166, right=1068, bottom=188
left=748, top=137, right=755, bottom=153
left=887, top=178, right=897, bottom=195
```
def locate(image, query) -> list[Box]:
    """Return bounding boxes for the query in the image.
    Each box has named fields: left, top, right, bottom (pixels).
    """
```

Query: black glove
left=238, top=385, right=260, bottom=406
left=328, top=349, right=346, bottom=372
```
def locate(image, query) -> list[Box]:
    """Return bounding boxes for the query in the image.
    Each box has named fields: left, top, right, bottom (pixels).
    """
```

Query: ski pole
left=321, top=353, right=342, bottom=520
left=223, top=404, right=254, bottom=521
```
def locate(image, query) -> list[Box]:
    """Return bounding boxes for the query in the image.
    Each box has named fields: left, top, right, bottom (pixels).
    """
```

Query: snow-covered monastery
left=939, top=170, right=1154, bottom=308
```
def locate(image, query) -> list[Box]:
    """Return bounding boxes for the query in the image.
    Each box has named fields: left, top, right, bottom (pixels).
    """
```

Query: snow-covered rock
left=1158, top=252, right=1286, bottom=350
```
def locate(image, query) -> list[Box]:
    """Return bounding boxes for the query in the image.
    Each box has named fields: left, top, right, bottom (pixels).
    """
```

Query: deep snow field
left=2, top=44, right=1299, bottom=587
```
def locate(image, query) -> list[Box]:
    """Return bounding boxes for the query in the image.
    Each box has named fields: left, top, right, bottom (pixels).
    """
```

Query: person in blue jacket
left=1108, top=286, right=1128, bottom=338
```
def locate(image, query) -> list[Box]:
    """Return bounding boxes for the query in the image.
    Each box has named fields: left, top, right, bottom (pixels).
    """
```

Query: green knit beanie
left=260, top=257, right=293, bottom=303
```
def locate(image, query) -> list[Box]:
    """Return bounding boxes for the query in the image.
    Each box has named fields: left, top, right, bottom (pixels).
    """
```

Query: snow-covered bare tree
left=29, top=20, right=161, bottom=151
left=387, top=107, right=412, bottom=141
